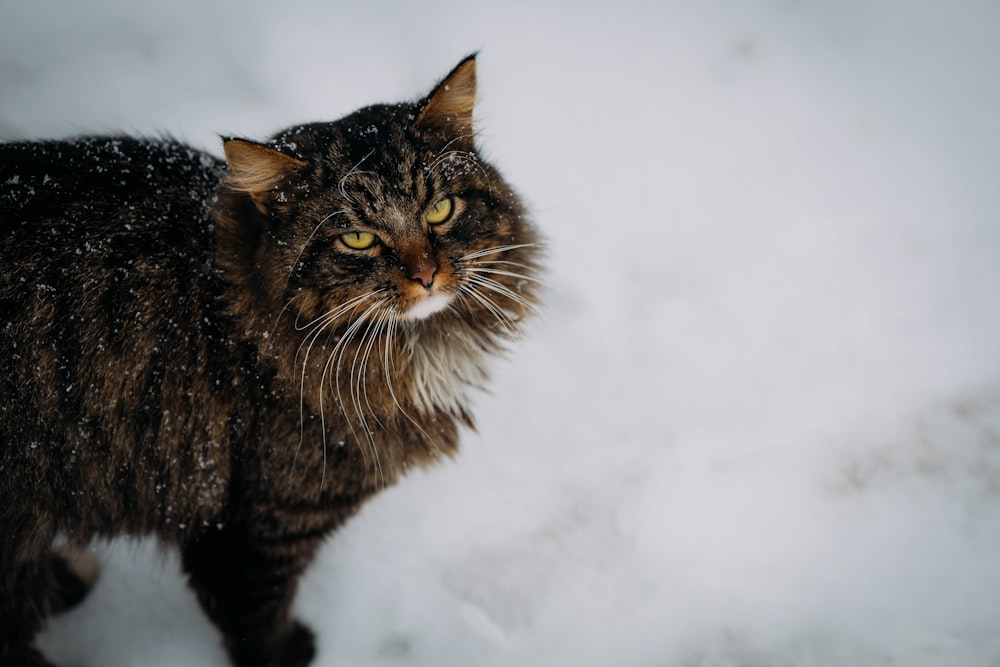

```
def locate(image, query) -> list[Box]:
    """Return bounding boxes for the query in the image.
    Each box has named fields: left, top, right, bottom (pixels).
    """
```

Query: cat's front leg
left=181, top=523, right=322, bottom=667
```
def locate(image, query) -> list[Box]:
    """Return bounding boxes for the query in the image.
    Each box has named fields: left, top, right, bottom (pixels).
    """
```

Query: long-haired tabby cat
left=0, top=55, right=541, bottom=667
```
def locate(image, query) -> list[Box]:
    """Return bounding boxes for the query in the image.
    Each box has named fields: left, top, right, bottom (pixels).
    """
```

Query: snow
left=3, top=0, right=1000, bottom=665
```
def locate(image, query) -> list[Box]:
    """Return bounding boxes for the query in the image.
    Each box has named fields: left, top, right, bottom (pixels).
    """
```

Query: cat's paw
left=276, top=621, right=316, bottom=667
left=230, top=620, right=316, bottom=667
left=5, top=646, right=60, bottom=667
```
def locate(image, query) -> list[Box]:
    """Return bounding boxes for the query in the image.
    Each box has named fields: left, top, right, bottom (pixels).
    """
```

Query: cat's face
left=216, top=56, right=541, bottom=377
left=265, top=107, right=534, bottom=327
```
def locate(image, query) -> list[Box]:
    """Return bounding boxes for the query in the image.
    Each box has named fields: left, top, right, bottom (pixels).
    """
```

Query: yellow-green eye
left=340, top=231, right=377, bottom=250
left=425, top=197, right=453, bottom=225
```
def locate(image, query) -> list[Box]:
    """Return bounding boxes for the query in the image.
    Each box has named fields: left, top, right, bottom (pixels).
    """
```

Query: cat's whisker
left=366, top=309, right=392, bottom=407
left=461, top=264, right=546, bottom=284
left=292, top=311, right=348, bottom=374
left=428, top=149, right=472, bottom=172
left=349, top=305, right=389, bottom=484
left=381, top=314, right=403, bottom=412
left=462, top=280, right=518, bottom=326
left=293, top=289, right=381, bottom=434
left=456, top=266, right=549, bottom=297
left=293, top=315, right=339, bottom=471
left=356, top=308, right=394, bottom=488
left=282, top=208, right=349, bottom=294
left=278, top=292, right=304, bottom=318
left=271, top=292, right=307, bottom=342
left=338, top=149, right=375, bottom=203
left=293, top=312, right=340, bottom=366
left=296, top=311, right=358, bottom=469
left=460, top=269, right=535, bottom=308
left=459, top=271, right=540, bottom=314
left=328, top=297, right=387, bottom=485
left=294, top=290, right=385, bottom=477
left=457, top=282, right=518, bottom=334
left=325, top=311, right=373, bottom=453
left=456, top=242, right=545, bottom=263
left=429, top=150, right=492, bottom=197
left=293, top=291, right=383, bottom=399
left=293, top=291, right=374, bottom=334
left=380, top=313, right=442, bottom=459
left=318, top=325, right=358, bottom=469
left=465, top=258, right=540, bottom=272
left=432, top=133, right=476, bottom=160
left=294, top=314, right=339, bottom=444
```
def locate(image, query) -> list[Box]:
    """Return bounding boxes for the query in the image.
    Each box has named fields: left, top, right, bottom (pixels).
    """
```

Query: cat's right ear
left=415, top=54, right=478, bottom=140
left=222, top=138, right=307, bottom=214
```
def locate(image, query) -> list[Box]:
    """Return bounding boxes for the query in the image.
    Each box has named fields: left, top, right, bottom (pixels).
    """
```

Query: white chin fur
left=405, top=293, right=453, bottom=321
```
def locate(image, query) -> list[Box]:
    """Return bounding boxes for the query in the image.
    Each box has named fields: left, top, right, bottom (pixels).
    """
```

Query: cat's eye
left=425, top=197, right=454, bottom=225
left=340, top=231, right=377, bottom=250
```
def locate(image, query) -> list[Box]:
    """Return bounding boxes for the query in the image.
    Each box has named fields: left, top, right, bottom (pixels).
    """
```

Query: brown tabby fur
left=0, top=55, right=542, bottom=667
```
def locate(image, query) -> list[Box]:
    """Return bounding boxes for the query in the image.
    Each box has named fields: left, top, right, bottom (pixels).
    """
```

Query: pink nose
left=410, top=263, right=437, bottom=288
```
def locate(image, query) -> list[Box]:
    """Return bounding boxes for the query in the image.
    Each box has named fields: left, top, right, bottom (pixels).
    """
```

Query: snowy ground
left=3, top=1, right=1000, bottom=665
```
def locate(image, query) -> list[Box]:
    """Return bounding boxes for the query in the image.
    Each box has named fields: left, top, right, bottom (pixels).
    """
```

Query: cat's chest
left=404, top=325, right=489, bottom=420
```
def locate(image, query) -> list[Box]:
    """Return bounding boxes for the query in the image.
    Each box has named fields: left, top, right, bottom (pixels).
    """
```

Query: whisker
left=293, top=291, right=374, bottom=334
left=339, top=149, right=375, bottom=202
left=272, top=292, right=305, bottom=337
left=291, top=290, right=384, bottom=483
left=457, top=265, right=548, bottom=288
left=431, top=133, right=477, bottom=161
left=356, top=309, right=391, bottom=487
left=465, top=259, right=539, bottom=272
left=429, top=150, right=493, bottom=197
left=292, top=315, right=339, bottom=470
left=461, top=272, right=539, bottom=313
left=381, top=313, right=442, bottom=458
left=456, top=242, right=544, bottom=263
left=329, top=297, right=386, bottom=486
left=458, top=282, right=518, bottom=334
left=292, top=290, right=380, bottom=434
left=282, top=208, right=349, bottom=294
left=348, top=306, right=384, bottom=441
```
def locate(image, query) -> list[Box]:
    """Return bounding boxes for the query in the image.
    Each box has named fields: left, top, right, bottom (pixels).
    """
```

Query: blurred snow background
left=3, top=0, right=1000, bottom=665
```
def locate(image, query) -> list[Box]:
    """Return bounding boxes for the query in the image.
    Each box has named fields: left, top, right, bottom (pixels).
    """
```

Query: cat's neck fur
left=209, top=193, right=487, bottom=430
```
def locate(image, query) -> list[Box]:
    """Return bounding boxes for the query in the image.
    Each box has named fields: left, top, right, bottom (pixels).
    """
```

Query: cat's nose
left=410, top=262, right=438, bottom=288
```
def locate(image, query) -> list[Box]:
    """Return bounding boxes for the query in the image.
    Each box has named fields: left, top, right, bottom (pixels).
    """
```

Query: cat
left=0, top=54, right=542, bottom=667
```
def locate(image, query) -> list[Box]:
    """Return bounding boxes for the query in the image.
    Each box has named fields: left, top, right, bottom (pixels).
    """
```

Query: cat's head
left=212, top=55, right=542, bottom=418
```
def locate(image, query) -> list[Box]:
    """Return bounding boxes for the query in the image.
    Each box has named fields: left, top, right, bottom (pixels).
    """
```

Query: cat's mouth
left=404, top=292, right=453, bottom=321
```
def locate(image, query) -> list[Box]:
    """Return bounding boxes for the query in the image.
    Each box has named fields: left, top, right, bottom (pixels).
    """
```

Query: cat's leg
left=181, top=524, right=323, bottom=667
left=47, top=548, right=99, bottom=615
left=0, top=558, right=60, bottom=667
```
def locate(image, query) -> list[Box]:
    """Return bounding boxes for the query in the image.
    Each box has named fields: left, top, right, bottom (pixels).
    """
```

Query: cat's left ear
left=222, top=138, right=307, bottom=214
left=415, top=54, right=478, bottom=140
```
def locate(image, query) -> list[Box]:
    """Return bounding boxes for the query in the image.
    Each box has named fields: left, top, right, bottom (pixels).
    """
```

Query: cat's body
left=0, top=56, right=541, bottom=667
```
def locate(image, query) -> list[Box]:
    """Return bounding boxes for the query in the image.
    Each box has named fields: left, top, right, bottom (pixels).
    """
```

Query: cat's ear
left=222, top=138, right=306, bottom=214
left=415, top=54, right=478, bottom=138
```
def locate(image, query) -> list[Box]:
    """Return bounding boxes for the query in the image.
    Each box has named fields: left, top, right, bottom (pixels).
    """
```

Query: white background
left=2, top=1, right=999, bottom=665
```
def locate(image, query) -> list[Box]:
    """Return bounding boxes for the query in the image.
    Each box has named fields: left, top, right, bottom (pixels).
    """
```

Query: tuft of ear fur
left=415, top=54, right=478, bottom=137
left=222, top=138, right=306, bottom=213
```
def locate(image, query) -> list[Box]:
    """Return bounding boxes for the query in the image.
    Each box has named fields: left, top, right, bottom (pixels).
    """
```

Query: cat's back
left=1, top=136, right=224, bottom=250
left=1, top=135, right=227, bottom=382
left=0, top=135, right=225, bottom=330
left=0, top=137, right=238, bottom=535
